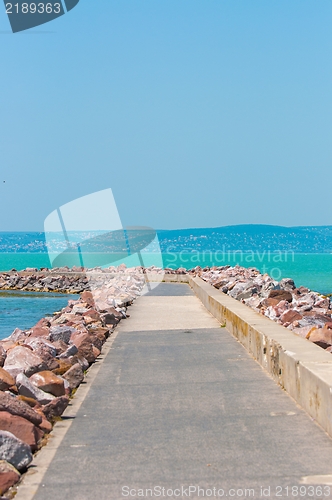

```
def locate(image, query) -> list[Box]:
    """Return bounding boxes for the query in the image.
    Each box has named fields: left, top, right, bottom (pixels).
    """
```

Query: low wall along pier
left=148, top=273, right=332, bottom=439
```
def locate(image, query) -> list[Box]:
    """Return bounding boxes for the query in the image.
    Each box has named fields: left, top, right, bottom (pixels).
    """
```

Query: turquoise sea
left=0, top=291, right=77, bottom=340
left=2, top=226, right=332, bottom=339
left=0, top=251, right=332, bottom=295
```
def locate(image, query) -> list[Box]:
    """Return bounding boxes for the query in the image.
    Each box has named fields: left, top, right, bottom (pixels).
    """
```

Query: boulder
left=29, top=371, right=65, bottom=397
left=58, top=345, right=78, bottom=359
left=71, top=333, right=96, bottom=364
left=42, top=396, right=69, bottom=421
left=24, top=339, right=59, bottom=372
left=280, top=309, right=303, bottom=324
left=28, top=325, right=50, bottom=339
left=0, top=412, right=43, bottom=451
left=0, top=460, right=20, bottom=495
left=48, top=326, right=77, bottom=345
left=0, top=368, right=15, bottom=391
left=279, top=278, right=296, bottom=290
left=268, top=289, right=293, bottom=303
left=52, top=359, right=73, bottom=376
left=0, top=431, right=33, bottom=471
left=0, top=393, right=42, bottom=426
left=62, top=363, right=84, bottom=390
left=306, top=326, right=332, bottom=349
left=16, top=373, right=55, bottom=405
left=4, top=346, right=47, bottom=379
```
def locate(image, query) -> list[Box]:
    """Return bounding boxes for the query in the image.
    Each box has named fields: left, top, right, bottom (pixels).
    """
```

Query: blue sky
left=1, top=0, right=332, bottom=230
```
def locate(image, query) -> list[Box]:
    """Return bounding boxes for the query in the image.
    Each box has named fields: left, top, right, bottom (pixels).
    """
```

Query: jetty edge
left=0, top=265, right=155, bottom=497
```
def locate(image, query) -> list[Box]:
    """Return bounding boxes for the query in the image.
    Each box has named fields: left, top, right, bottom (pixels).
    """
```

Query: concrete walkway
left=18, top=284, right=332, bottom=499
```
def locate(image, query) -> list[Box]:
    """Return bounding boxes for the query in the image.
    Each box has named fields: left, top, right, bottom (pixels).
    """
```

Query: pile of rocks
left=0, top=266, right=147, bottom=496
left=0, top=264, right=164, bottom=294
left=194, top=265, right=332, bottom=351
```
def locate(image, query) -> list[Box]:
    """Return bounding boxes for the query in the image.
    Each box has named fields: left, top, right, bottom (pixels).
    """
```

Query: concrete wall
left=189, top=276, right=332, bottom=438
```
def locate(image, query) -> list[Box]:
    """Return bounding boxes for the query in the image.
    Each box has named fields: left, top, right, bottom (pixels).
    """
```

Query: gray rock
left=58, top=344, right=78, bottom=359
left=16, top=373, right=55, bottom=405
left=48, top=326, right=77, bottom=345
left=0, top=431, right=33, bottom=471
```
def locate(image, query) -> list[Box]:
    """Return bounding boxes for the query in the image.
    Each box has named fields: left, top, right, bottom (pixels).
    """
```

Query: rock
left=52, top=359, right=73, bottom=376
left=29, top=371, right=65, bottom=397
left=48, top=326, right=77, bottom=345
left=4, top=346, right=47, bottom=379
left=0, top=347, right=6, bottom=368
left=58, top=344, right=78, bottom=359
left=306, top=326, right=332, bottom=349
left=268, top=289, right=293, bottom=303
left=38, top=416, right=52, bottom=433
left=280, top=309, right=303, bottom=324
left=28, top=325, right=50, bottom=339
left=62, top=363, right=84, bottom=390
left=71, top=333, right=96, bottom=364
left=0, top=460, right=20, bottom=495
left=6, top=328, right=27, bottom=343
left=0, top=431, right=33, bottom=471
left=0, top=368, right=15, bottom=391
left=0, top=393, right=42, bottom=426
left=279, top=278, right=296, bottom=290
left=80, top=291, right=95, bottom=307
left=42, top=396, right=69, bottom=421
left=16, top=373, right=55, bottom=405
left=24, top=339, right=59, bottom=372
left=0, top=412, right=43, bottom=452
left=82, top=309, right=100, bottom=321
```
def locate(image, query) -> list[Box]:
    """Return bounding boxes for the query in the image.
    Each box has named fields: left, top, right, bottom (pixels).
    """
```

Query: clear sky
left=1, top=0, right=332, bottom=231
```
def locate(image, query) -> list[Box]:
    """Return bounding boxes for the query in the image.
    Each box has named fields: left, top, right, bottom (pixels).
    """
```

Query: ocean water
left=1, top=227, right=332, bottom=340
left=0, top=252, right=331, bottom=294
left=0, top=291, right=77, bottom=340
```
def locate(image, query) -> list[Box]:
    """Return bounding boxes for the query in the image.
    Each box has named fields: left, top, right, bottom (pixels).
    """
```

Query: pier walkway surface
left=20, top=284, right=332, bottom=499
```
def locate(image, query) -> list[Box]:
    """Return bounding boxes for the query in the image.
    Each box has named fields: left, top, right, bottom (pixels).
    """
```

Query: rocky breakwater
left=0, top=265, right=146, bottom=497
left=194, top=265, right=332, bottom=351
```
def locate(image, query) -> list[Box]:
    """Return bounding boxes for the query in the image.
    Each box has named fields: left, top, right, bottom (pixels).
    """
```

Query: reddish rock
left=92, top=346, right=101, bottom=359
left=28, top=326, right=50, bottom=339
left=63, top=363, right=84, bottom=390
left=34, top=318, right=51, bottom=329
left=0, top=460, right=20, bottom=495
left=280, top=309, right=303, bottom=324
left=29, top=371, right=65, bottom=397
left=0, top=368, right=15, bottom=392
left=268, top=289, right=293, bottom=303
left=4, top=346, right=47, bottom=379
left=0, top=392, right=42, bottom=426
left=0, top=411, right=43, bottom=451
left=80, top=291, right=95, bottom=307
left=42, top=396, right=69, bottom=421
left=38, top=415, right=52, bottom=433
left=71, top=333, right=95, bottom=363
left=82, top=309, right=100, bottom=321
left=307, top=326, right=332, bottom=349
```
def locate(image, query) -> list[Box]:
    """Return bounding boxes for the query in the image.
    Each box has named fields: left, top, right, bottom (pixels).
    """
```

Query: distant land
left=0, top=225, right=332, bottom=253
